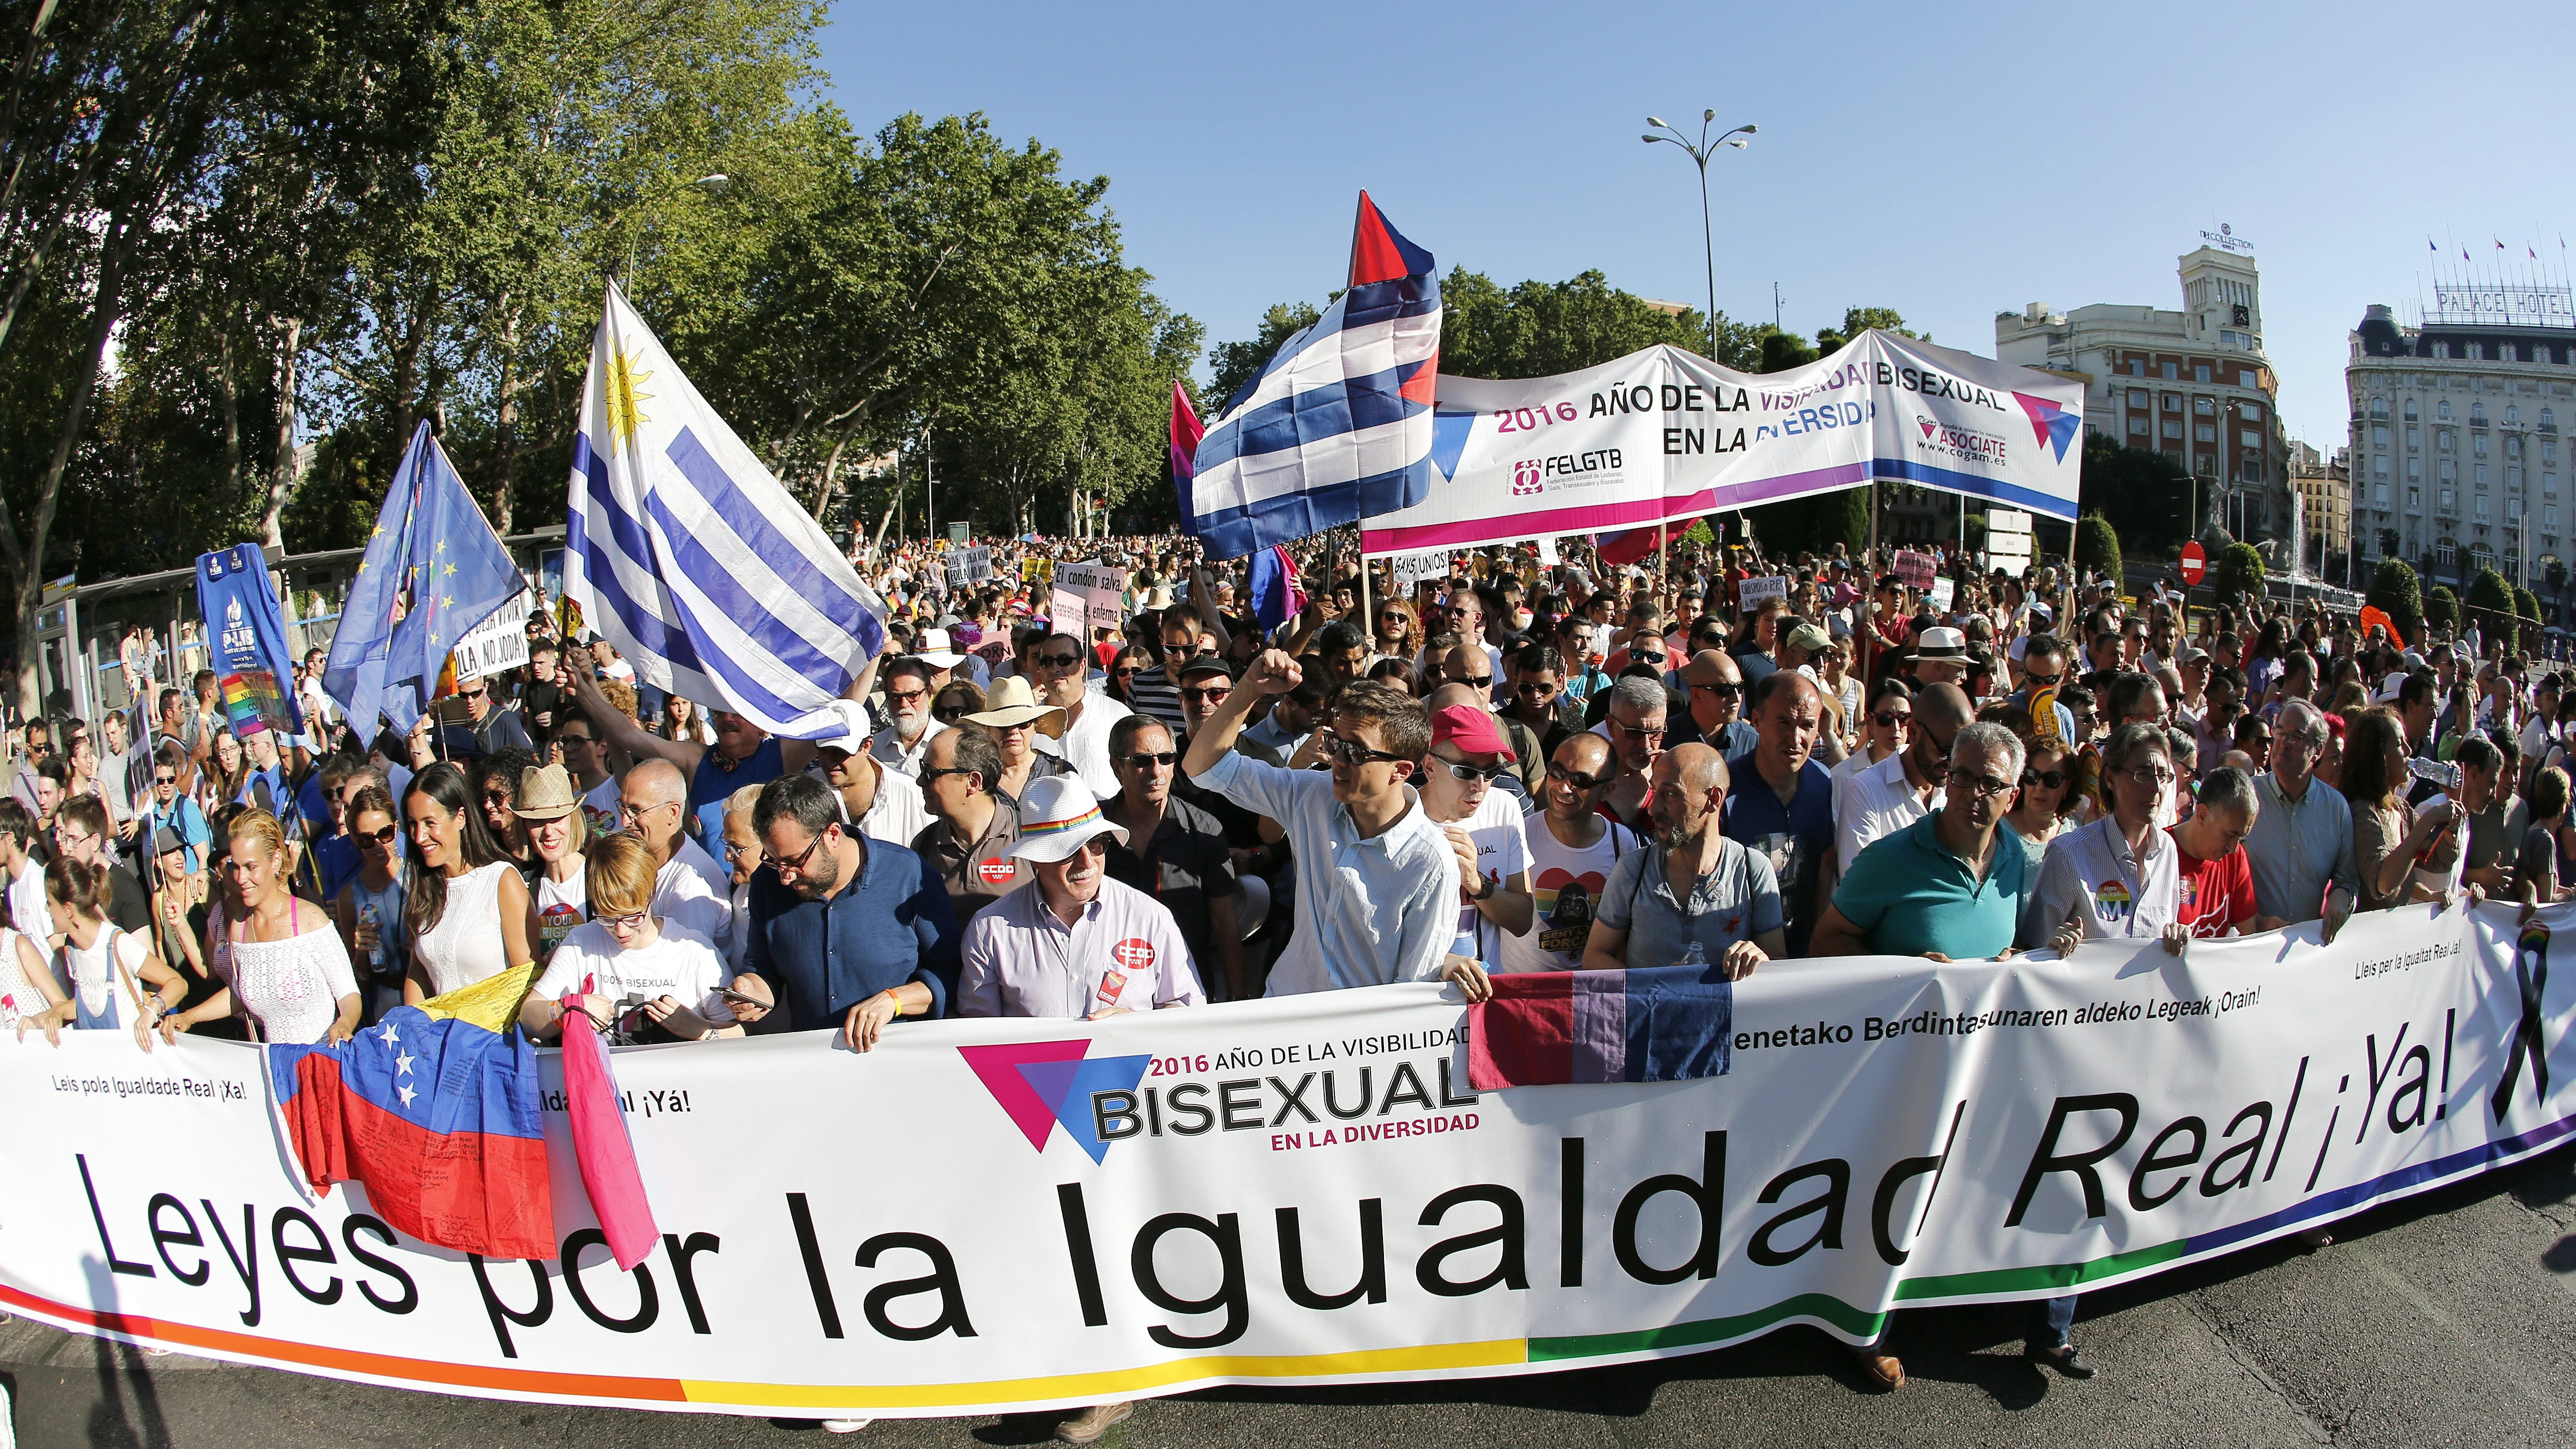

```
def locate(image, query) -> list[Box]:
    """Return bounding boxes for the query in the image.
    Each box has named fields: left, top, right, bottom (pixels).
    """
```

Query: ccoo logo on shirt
left=1111, top=938, right=1157, bottom=971
left=975, top=857, right=1016, bottom=885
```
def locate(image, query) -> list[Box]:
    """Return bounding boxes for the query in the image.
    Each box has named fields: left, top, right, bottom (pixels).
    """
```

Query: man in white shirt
left=867, top=657, right=947, bottom=780
left=1416, top=688, right=1533, bottom=965
left=0, top=800, right=47, bottom=953
left=1029, top=631, right=1130, bottom=798
left=1834, top=682, right=1971, bottom=872
left=1182, top=653, right=1485, bottom=1000
left=814, top=724, right=930, bottom=848
left=617, top=759, right=734, bottom=956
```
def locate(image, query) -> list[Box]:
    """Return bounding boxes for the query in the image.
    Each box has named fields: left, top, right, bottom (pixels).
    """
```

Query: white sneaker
left=820, top=1420, right=873, bottom=1435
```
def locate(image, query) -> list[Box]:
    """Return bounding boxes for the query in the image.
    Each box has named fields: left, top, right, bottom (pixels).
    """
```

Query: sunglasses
left=1456, top=676, right=1493, bottom=689
left=886, top=688, right=927, bottom=706
left=932, top=704, right=970, bottom=723
left=154, top=774, right=176, bottom=785
left=1546, top=762, right=1613, bottom=791
left=1608, top=718, right=1665, bottom=740
left=359, top=822, right=400, bottom=847
left=1434, top=757, right=1511, bottom=783
left=1872, top=711, right=1912, bottom=729
left=1180, top=686, right=1231, bottom=703
left=1316, top=733, right=1411, bottom=767
left=2019, top=768, right=2068, bottom=791
left=1122, top=752, right=1178, bottom=769
left=1690, top=681, right=1740, bottom=698
left=460, top=687, right=486, bottom=700
left=1516, top=680, right=1559, bottom=696
left=1035, top=653, right=1085, bottom=670
left=1112, top=666, right=1140, bottom=677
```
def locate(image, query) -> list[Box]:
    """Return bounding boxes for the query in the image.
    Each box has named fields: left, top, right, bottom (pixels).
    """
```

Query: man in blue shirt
left=1721, top=672, right=1836, bottom=955
left=732, top=773, right=960, bottom=1050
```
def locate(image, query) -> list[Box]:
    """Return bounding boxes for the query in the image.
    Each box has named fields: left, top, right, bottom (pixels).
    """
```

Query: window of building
left=2437, top=540, right=2457, bottom=563
left=2441, top=488, right=2458, bottom=510
left=2194, top=364, right=2212, bottom=383
left=2371, top=397, right=2388, bottom=418
left=2163, top=419, right=2184, bottom=439
left=2551, top=505, right=2562, bottom=531
left=2128, top=359, right=2145, bottom=376
left=2477, top=498, right=2493, bottom=523
left=2549, top=439, right=2562, bottom=464
left=2375, top=483, right=2389, bottom=503
left=2162, top=394, right=2181, bottom=412
left=2409, top=486, right=2422, bottom=509
left=2373, top=425, right=2389, bottom=447
left=2408, top=423, right=2420, bottom=449
left=2508, top=405, right=2521, bottom=424
left=2241, top=429, right=2261, bottom=448
left=2508, top=467, right=2523, bottom=489
left=2473, top=402, right=2488, bottom=423
left=2128, top=388, right=2148, bottom=408
left=2440, top=430, right=2454, bottom=451
left=2194, top=397, right=2214, bottom=416
left=2441, top=460, right=2456, bottom=482
left=2477, top=464, right=2490, bottom=486
left=2203, top=424, right=2221, bottom=444
left=2195, top=454, right=2214, bottom=476
left=2163, top=361, right=2180, bottom=379
left=2440, top=400, right=2452, bottom=419
left=2405, top=399, right=2419, bottom=420
left=2475, top=434, right=2489, bottom=458
left=2371, top=453, right=2387, bottom=477
left=2128, top=417, right=2149, bottom=436
left=2239, top=369, right=2258, bottom=388
left=2409, top=457, right=2422, bottom=481
left=2549, top=473, right=2561, bottom=498
left=2544, top=408, right=2557, bottom=428
left=2508, top=497, right=2522, bottom=520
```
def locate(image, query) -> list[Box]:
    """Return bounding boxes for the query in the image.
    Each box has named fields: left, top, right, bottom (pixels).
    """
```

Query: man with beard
left=866, top=657, right=947, bottom=780
left=1582, top=743, right=1783, bottom=978
left=728, top=772, right=960, bottom=1048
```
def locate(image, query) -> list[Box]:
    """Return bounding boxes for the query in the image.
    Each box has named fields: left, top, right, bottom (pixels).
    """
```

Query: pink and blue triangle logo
left=2014, top=393, right=2082, bottom=462
left=960, top=1041, right=1153, bottom=1164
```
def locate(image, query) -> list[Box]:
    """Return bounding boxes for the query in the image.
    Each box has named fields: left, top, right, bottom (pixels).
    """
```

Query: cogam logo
left=1511, top=460, right=1545, bottom=496
left=960, top=1041, right=1151, bottom=1164
left=2014, top=393, right=2082, bottom=463
left=1917, top=415, right=1938, bottom=440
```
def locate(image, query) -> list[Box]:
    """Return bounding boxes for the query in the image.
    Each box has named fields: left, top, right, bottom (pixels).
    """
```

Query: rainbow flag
left=1466, top=966, right=1732, bottom=1089
left=268, top=967, right=554, bottom=1260
left=220, top=669, right=292, bottom=735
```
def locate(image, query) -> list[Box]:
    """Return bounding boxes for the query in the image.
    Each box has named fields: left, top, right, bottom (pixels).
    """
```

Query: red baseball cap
left=1429, top=704, right=1516, bottom=762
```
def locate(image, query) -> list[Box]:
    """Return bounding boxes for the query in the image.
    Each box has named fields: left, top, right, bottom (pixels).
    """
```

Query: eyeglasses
left=1378, top=611, right=1406, bottom=623
left=618, top=800, right=672, bottom=820
left=886, top=688, right=927, bottom=706
left=1546, top=761, right=1613, bottom=791
left=1316, top=732, right=1411, bottom=767
left=2123, top=766, right=2178, bottom=789
left=919, top=766, right=978, bottom=783
left=932, top=704, right=969, bottom=723
left=1180, top=686, right=1231, bottom=703
left=484, top=793, right=511, bottom=809
left=559, top=733, right=595, bottom=749
left=1433, top=757, right=1511, bottom=783
left=56, top=829, right=96, bottom=852
left=770, top=829, right=830, bottom=878
left=2019, top=768, right=2069, bottom=791
left=596, top=909, right=650, bottom=933
left=1036, top=653, right=1084, bottom=670
left=1945, top=768, right=2018, bottom=799
left=1608, top=717, right=1664, bottom=740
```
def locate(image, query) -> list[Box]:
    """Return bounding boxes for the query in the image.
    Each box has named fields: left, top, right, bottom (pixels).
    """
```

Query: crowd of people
left=1, top=522, right=2565, bottom=1437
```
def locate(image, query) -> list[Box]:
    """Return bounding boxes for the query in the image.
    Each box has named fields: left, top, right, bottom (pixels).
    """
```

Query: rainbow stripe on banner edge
left=9, top=1108, right=2572, bottom=1417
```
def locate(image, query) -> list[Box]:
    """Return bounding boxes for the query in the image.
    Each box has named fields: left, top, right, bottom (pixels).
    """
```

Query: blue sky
left=816, top=0, right=2576, bottom=451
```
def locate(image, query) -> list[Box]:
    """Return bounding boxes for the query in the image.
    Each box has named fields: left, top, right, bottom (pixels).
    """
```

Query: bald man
left=1674, top=650, right=1756, bottom=756
left=618, top=757, right=733, bottom=953
left=1501, top=732, right=1637, bottom=973
left=1583, top=742, right=1784, bottom=978
left=1834, top=681, right=1973, bottom=873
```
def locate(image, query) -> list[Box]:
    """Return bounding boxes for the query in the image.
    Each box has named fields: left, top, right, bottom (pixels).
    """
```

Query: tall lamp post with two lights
left=1642, top=113, right=1755, bottom=363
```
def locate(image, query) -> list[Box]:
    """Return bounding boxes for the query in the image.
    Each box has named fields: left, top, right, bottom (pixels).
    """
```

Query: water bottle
left=1678, top=939, right=1709, bottom=972
left=359, top=902, right=384, bottom=973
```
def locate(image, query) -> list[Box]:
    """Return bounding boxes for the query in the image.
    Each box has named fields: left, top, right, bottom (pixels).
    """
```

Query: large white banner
left=1359, top=331, right=2084, bottom=556
left=2, top=901, right=2567, bottom=1421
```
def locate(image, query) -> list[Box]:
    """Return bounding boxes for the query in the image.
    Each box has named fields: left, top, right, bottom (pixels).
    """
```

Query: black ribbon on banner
left=2493, top=921, right=2552, bottom=1123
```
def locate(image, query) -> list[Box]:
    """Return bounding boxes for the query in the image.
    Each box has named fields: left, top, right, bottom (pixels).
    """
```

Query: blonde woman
left=516, top=764, right=589, bottom=964
left=47, top=856, right=184, bottom=1049
left=167, top=812, right=360, bottom=1046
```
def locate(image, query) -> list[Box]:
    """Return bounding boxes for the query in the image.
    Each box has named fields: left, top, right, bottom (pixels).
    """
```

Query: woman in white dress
left=163, top=812, right=360, bottom=1046
left=400, top=762, right=539, bottom=1002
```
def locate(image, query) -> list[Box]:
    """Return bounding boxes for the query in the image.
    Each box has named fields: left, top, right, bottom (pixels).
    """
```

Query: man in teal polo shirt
left=1803, top=719, right=2031, bottom=1393
left=1811, top=721, right=2031, bottom=962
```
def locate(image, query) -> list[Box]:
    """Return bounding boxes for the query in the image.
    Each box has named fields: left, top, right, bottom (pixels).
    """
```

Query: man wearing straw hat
left=957, top=771, right=1204, bottom=1445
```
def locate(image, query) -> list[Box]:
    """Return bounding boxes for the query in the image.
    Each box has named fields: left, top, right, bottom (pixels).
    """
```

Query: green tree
left=1813, top=306, right=1923, bottom=352
left=2423, top=584, right=2458, bottom=634
left=2369, top=559, right=2423, bottom=644
left=2467, top=567, right=2518, bottom=652
left=2517, top=585, right=2542, bottom=640
left=1438, top=268, right=1709, bottom=381
left=2077, top=511, right=2123, bottom=582
left=2213, top=541, right=2264, bottom=606
left=1755, top=329, right=1817, bottom=373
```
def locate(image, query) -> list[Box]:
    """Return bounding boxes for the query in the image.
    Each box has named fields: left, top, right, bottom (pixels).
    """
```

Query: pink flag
left=559, top=985, right=659, bottom=1269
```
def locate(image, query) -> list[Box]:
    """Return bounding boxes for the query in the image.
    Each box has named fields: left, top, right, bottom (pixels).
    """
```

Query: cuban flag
left=565, top=281, right=884, bottom=740
left=1186, top=191, right=1441, bottom=559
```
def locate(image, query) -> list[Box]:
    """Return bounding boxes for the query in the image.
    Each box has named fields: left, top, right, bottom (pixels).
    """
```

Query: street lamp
left=1642, top=113, right=1755, bottom=361
left=621, top=173, right=731, bottom=288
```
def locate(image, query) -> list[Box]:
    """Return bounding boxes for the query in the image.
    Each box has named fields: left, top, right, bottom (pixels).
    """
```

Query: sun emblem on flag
left=604, top=348, right=654, bottom=445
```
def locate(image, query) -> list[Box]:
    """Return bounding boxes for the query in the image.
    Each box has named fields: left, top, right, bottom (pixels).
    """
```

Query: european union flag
left=322, top=423, right=522, bottom=734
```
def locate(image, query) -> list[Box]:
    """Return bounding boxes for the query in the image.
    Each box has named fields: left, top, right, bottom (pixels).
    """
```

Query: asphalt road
left=9, top=1144, right=2576, bottom=1449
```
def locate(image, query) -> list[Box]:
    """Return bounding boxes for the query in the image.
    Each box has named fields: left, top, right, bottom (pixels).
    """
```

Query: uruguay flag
left=1185, top=191, right=1440, bottom=559
left=565, top=281, right=885, bottom=740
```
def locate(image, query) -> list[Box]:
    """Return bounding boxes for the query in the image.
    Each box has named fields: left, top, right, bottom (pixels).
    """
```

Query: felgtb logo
left=1511, top=459, right=1544, bottom=496
left=1112, top=939, right=1157, bottom=971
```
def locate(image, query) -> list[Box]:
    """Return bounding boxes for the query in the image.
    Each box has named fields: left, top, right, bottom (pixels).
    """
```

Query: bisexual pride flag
left=1185, top=191, right=1441, bottom=558
left=1466, top=965, right=1733, bottom=1090
left=267, top=967, right=555, bottom=1261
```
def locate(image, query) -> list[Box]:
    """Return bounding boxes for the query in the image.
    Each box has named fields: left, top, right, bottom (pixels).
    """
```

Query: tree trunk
left=253, top=314, right=300, bottom=550
left=490, top=300, right=520, bottom=534
left=212, top=318, right=241, bottom=499
left=8, top=242, right=128, bottom=714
